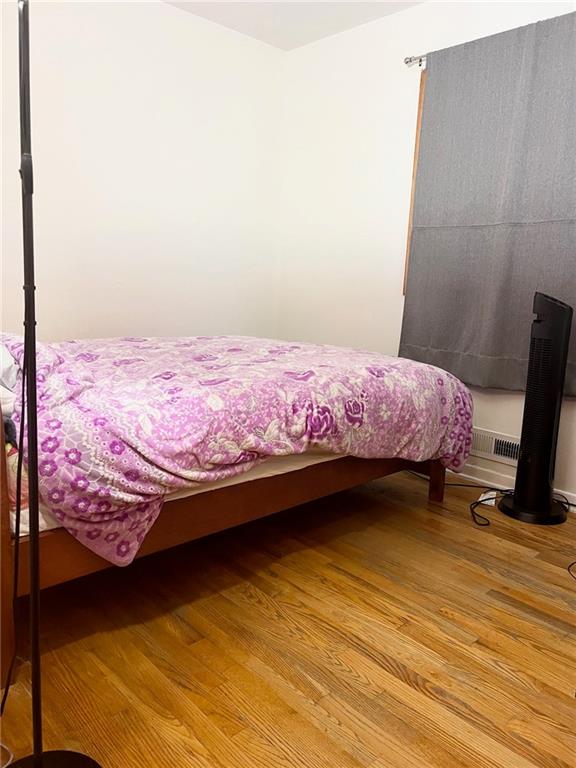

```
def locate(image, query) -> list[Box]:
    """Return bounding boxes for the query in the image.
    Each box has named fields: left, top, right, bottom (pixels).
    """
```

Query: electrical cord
left=407, top=470, right=512, bottom=522
left=468, top=490, right=513, bottom=527
left=553, top=492, right=576, bottom=510
left=468, top=495, right=497, bottom=526
left=407, top=470, right=510, bottom=493
left=0, top=742, right=14, bottom=767
left=0, top=358, right=26, bottom=717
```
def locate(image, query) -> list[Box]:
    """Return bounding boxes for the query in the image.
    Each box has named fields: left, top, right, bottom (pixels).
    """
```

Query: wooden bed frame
left=0, top=404, right=445, bottom=685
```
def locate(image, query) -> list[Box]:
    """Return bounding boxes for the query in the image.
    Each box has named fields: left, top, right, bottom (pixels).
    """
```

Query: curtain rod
left=404, top=54, right=427, bottom=67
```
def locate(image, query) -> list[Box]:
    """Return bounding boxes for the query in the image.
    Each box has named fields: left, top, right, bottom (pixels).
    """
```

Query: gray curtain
left=399, top=13, right=576, bottom=396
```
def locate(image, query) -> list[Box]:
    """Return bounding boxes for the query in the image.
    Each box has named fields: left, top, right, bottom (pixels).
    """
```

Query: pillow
left=2, top=335, right=64, bottom=382
left=0, top=343, right=18, bottom=391
left=1, top=385, right=16, bottom=418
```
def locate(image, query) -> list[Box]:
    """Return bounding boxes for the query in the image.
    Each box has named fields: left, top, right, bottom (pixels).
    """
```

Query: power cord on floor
left=553, top=492, right=576, bottom=511
left=407, top=470, right=503, bottom=491
left=407, top=470, right=512, bottom=523
left=0, top=742, right=14, bottom=767
left=467, top=489, right=517, bottom=527
left=468, top=494, right=501, bottom=526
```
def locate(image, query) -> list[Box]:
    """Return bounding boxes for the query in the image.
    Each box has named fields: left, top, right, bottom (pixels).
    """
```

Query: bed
left=0, top=334, right=473, bottom=683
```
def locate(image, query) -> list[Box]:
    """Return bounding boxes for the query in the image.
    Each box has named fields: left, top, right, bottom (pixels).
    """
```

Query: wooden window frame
left=403, top=69, right=427, bottom=295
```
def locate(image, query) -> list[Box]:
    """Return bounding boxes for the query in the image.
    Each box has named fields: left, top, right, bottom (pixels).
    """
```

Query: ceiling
left=165, top=1, right=422, bottom=50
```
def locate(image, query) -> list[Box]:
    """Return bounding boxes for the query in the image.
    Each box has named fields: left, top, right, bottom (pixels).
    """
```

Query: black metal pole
left=18, top=0, right=43, bottom=762
left=12, top=4, right=103, bottom=766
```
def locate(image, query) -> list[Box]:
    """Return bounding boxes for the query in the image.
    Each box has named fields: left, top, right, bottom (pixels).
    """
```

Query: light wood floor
left=1, top=473, right=575, bottom=768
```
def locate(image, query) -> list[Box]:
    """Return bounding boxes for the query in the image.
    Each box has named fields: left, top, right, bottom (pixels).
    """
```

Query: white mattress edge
left=12, top=452, right=343, bottom=537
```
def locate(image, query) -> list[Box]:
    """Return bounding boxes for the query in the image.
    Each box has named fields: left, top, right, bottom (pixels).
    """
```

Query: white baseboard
left=451, top=459, right=576, bottom=508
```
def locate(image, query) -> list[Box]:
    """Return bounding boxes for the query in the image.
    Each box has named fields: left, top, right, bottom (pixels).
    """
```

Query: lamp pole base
left=12, top=751, right=103, bottom=767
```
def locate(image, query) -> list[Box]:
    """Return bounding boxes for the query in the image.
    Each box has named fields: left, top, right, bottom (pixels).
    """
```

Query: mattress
left=11, top=451, right=341, bottom=537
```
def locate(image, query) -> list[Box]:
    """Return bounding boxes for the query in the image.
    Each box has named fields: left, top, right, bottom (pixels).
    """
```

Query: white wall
left=1, top=0, right=282, bottom=340
left=278, top=0, right=576, bottom=497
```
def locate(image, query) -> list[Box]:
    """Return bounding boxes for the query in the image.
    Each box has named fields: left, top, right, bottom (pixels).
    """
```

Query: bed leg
left=428, top=460, right=445, bottom=503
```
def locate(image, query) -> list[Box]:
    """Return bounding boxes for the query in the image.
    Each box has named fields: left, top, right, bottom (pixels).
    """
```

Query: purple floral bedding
left=2, top=335, right=473, bottom=565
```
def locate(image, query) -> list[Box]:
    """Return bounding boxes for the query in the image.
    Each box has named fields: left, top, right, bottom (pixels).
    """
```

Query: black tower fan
left=499, top=292, right=573, bottom=525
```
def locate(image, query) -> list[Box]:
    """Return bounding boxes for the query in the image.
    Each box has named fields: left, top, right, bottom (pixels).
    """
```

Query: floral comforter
left=2, top=335, right=472, bottom=564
